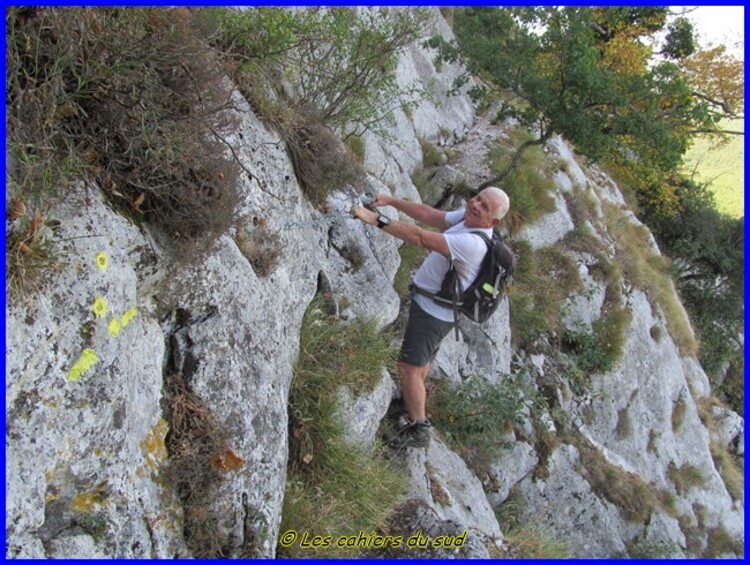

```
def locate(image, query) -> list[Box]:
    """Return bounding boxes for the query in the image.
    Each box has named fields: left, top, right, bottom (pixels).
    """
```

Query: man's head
left=464, top=186, right=510, bottom=228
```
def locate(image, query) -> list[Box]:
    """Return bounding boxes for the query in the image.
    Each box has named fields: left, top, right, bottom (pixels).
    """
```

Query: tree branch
left=690, top=90, right=733, bottom=114
left=478, top=131, right=551, bottom=189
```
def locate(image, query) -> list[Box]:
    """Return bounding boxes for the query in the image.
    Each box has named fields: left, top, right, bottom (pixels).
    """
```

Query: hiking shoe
left=385, top=418, right=432, bottom=449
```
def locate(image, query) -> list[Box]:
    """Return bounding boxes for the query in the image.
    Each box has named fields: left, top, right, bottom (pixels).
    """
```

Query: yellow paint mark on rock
left=96, top=251, right=109, bottom=271
left=121, top=306, right=138, bottom=328
left=67, top=348, right=99, bottom=382
left=92, top=296, right=108, bottom=318
left=71, top=482, right=108, bottom=513
left=140, top=418, right=170, bottom=474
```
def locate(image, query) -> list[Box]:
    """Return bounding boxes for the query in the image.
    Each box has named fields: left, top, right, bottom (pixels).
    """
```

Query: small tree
left=214, top=7, right=428, bottom=137
left=426, top=7, right=722, bottom=186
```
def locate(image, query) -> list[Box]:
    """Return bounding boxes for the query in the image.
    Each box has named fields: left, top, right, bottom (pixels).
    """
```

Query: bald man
left=353, top=186, right=510, bottom=448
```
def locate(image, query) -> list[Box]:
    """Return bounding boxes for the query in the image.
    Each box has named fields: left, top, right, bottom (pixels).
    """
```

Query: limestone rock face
left=6, top=185, right=182, bottom=558
left=338, top=371, right=397, bottom=453
left=432, top=299, right=512, bottom=385
left=514, top=444, right=642, bottom=558
left=517, top=190, right=576, bottom=249
left=386, top=439, right=503, bottom=558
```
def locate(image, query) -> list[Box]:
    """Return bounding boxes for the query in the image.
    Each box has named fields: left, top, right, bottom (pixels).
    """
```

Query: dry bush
left=162, top=370, right=234, bottom=557
left=5, top=203, right=58, bottom=298
left=213, top=7, right=425, bottom=208
left=283, top=106, right=366, bottom=208
left=6, top=7, right=240, bottom=254
left=235, top=224, right=283, bottom=277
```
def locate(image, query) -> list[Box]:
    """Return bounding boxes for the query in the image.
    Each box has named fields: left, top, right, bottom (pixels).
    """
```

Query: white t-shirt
left=412, top=209, right=493, bottom=322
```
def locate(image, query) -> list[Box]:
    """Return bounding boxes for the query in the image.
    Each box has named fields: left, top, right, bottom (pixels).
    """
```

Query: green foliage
left=75, top=512, right=111, bottom=544
left=6, top=7, right=240, bottom=252
left=294, top=300, right=396, bottom=402
left=509, top=241, right=582, bottom=349
left=432, top=7, right=721, bottom=188
left=487, top=130, right=556, bottom=231
left=662, top=17, right=696, bottom=59
left=419, top=137, right=444, bottom=167
left=639, top=176, right=743, bottom=384
left=281, top=457, right=406, bottom=557
left=282, top=300, right=404, bottom=556
left=562, top=325, right=610, bottom=379
left=563, top=284, right=632, bottom=380
left=215, top=7, right=427, bottom=136
left=428, top=375, right=525, bottom=473
left=410, top=167, right=435, bottom=205
left=591, top=6, right=668, bottom=39
left=344, top=134, right=366, bottom=164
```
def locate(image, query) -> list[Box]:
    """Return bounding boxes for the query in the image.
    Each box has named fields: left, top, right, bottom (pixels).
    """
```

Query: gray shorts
left=398, top=300, right=455, bottom=367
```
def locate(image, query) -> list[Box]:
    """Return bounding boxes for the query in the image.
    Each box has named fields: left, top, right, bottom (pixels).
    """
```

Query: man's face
left=465, top=189, right=501, bottom=228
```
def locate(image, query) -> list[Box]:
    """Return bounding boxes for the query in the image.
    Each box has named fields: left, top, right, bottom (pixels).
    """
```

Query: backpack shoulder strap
left=469, top=230, right=494, bottom=250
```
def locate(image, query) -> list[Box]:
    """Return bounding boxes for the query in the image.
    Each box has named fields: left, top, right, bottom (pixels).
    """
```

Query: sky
left=680, top=5, right=744, bottom=58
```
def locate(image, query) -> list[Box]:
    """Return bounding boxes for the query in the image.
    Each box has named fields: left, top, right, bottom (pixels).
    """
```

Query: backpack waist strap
left=409, top=283, right=463, bottom=306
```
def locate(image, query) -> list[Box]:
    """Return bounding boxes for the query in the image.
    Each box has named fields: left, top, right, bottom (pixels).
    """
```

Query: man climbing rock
left=352, top=186, right=510, bottom=448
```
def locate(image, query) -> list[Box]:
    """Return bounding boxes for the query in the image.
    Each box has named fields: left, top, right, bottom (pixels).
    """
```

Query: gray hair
left=483, top=186, right=510, bottom=220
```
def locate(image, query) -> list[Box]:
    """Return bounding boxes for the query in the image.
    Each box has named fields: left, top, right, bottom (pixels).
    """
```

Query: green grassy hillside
left=681, top=119, right=744, bottom=218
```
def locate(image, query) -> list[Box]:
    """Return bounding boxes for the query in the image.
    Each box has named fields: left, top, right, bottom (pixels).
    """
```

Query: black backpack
left=414, top=231, right=516, bottom=327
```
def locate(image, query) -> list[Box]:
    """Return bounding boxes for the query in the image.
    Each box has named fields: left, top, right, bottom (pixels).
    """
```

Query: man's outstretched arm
left=352, top=207, right=450, bottom=258
left=370, top=194, right=448, bottom=230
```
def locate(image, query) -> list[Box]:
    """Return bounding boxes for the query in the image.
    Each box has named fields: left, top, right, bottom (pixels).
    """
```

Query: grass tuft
left=393, top=242, right=428, bottom=300
left=494, top=492, right=570, bottom=558
left=428, top=375, right=524, bottom=474
left=280, top=300, right=405, bottom=557
left=5, top=204, right=59, bottom=299
left=601, top=203, right=698, bottom=356
left=487, top=128, right=556, bottom=232
left=667, top=461, right=706, bottom=495
left=671, top=396, right=688, bottom=432
left=419, top=137, right=444, bottom=167
left=570, top=433, right=669, bottom=524
left=509, top=241, right=582, bottom=349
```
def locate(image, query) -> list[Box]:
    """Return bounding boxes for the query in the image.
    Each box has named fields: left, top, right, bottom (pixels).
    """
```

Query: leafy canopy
left=429, top=7, right=726, bottom=184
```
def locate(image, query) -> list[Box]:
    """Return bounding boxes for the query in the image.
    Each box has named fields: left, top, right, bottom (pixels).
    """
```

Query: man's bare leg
left=398, top=360, right=430, bottom=422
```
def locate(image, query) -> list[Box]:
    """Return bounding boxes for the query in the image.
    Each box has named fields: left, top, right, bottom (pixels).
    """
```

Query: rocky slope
left=5, top=8, right=743, bottom=559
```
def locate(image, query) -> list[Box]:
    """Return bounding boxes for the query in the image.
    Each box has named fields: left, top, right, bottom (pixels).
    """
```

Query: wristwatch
left=376, top=213, right=391, bottom=229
